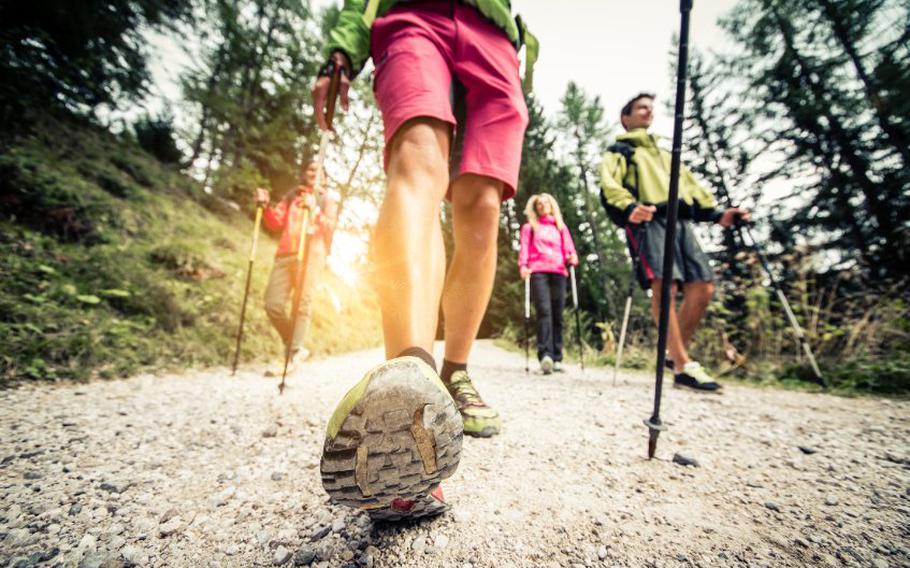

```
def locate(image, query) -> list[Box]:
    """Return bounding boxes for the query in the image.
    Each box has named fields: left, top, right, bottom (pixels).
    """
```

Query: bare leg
left=650, top=279, right=689, bottom=368
left=374, top=118, right=451, bottom=358
left=678, top=281, right=715, bottom=348
left=442, top=174, right=503, bottom=363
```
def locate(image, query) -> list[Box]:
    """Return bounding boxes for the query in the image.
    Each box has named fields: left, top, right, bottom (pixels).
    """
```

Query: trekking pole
left=645, top=0, right=692, bottom=459
left=278, top=63, right=344, bottom=395
left=278, top=208, right=310, bottom=395
left=701, top=132, right=827, bottom=386
left=735, top=222, right=826, bottom=386
left=569, top=265, right=584, bottom=372
left=613, top=272, right=635, bottom=386
left=524, top=277, right=531, bottom=375
left=231, top=204, right=264, bottom=375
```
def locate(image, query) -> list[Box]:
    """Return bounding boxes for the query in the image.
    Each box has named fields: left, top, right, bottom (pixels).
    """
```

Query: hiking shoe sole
left=320, top=357, right=463, bottom=521
left=673, top=380, right=723, bottom=394
left=464, top=425, right=499, bottom=438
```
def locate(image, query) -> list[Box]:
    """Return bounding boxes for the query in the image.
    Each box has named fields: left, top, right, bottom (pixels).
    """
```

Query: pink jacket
left=518, top=216, right=577, bottom=277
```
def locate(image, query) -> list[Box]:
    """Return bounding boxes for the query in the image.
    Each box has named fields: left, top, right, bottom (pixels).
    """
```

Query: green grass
left=0, top=116, right=381, bottom=385
left=495, top=311, right=909, bottom=397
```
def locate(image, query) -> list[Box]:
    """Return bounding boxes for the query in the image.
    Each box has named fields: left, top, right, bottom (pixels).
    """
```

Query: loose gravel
left=1, top=341, right=908, bottom=567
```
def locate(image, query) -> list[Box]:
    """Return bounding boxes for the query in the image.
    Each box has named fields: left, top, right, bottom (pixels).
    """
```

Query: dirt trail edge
left=1, top=341, right=908, bottom=568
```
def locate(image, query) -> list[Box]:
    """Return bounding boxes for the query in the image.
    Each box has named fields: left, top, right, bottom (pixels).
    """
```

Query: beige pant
left=263, top=237, right=327, bottom=351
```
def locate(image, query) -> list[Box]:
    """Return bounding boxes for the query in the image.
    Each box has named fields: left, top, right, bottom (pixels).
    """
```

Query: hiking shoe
left=540, top=355, right=554, bottom=375
left=264, top=347, right=310, bottom=377
left=444, top=370, right=502, bottom=438
left=673, top=362, right=722, bottom=392
left=320, top=357, right=463, bottom=521
left=369, top=484, right=450, bottom=522
left=553, top=361, right=564, bottom=373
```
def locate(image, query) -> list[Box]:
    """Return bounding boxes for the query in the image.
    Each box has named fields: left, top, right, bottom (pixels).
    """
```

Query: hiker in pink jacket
left=519, top=193, right=579, bottom=374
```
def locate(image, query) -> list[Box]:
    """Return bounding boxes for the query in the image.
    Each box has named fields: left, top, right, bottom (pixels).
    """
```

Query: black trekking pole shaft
left=231, top=206, right=264, bottom=375
left=646, top=0, right=692, bottom=459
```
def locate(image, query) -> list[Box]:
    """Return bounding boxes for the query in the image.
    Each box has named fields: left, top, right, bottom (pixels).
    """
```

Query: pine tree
left=0, top=0, right=193, bottom=124
left=181, top=0, right=322, bottom=199
left=555, top=83, right=627, bottom=322
left=721, top=0, right=910, bottom=277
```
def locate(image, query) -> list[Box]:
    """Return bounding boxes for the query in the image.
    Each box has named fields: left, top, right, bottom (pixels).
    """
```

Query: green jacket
left=325, top=0, right=538, bottom=92
left=599, top=128, right=720, bottom=226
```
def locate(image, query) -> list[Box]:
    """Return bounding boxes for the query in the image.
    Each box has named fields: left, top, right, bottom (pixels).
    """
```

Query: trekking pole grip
left=325, top=64, right=344, bottom=130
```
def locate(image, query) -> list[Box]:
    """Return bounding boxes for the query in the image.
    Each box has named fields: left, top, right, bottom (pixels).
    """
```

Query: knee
left=704, top=282, right=716, bottom=301
left=690, top=282, right=715, bottom=306
left=388, top=119, right=450, bottom=189
left=536, top=303, right=552, bottom=319
left=264, top=297, right=284, bottom=319
left=457, top=185, right=501, bottom=223
left=650, top=279, right=678, bottom=301
left=452, top=183, right=501, bottom=251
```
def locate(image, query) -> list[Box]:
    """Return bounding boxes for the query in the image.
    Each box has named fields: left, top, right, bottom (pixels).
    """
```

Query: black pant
left=530, top=272, right=567, bottom=362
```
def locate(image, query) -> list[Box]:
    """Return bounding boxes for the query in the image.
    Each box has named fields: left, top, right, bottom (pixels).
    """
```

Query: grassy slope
left=0, top=117, right=381, bottom=384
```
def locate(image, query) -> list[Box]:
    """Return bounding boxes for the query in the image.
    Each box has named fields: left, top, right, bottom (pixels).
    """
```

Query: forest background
left=1, top=0, right=907, bottom=393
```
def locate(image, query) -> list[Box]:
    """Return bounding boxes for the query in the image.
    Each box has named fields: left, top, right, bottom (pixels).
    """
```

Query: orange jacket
left=263, top=185, right=338, bottom=257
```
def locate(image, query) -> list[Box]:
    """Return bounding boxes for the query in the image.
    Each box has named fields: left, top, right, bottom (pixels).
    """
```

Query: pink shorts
left=370, top=1, right=529, bottom=200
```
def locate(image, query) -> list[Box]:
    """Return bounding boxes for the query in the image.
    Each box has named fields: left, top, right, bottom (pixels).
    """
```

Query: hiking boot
left=444, top=370, right=502, bottom=438
left=369, top=484, right=450, bottom=522
left=320, top=357, right=463, bottom=521
left=673, top=361, right=722, bottom=392
left=264, top=347, right=310, bottom=377
left=540, top=355, right=554, bottom=375
left=553, top=361, right=564, bottom=373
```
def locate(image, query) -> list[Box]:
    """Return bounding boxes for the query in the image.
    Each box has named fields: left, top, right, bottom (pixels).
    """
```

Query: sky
left=511, top=0, right=737, bottom=136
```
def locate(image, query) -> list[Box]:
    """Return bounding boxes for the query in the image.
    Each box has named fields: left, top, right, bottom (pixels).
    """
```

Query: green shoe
left=673, top=361, right=722, bottom=393
left=444, top=370, right=502, bottom=438
left=320, top=357, right=463, bottom=521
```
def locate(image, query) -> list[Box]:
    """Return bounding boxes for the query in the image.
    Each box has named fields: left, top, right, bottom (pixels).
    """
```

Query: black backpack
left=599, top=140, right=639, bottom=228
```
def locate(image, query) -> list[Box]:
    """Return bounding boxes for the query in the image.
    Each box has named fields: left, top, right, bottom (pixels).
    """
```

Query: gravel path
left=1, top=340, right=908, bottom=568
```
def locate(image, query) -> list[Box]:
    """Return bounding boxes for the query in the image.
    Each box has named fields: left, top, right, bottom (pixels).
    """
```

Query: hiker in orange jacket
left=255, top=160, right=338, bottom=374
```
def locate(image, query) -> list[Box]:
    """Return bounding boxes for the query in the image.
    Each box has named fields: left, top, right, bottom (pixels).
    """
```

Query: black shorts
left=625, top=217, right=714, bottom=291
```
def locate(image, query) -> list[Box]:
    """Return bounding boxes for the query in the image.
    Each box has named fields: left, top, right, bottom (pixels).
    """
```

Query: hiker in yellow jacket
left=600, top=92, right=749, bottom=392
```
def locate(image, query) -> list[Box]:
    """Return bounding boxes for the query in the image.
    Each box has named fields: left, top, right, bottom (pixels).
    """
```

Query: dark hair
left=620, top=92, right=655, bottom=117
left=300, top=158, right=316, bottom=171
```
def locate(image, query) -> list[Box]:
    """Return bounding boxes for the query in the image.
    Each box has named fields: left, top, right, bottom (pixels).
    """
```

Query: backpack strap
left=601, top=141, right=639, bottom=227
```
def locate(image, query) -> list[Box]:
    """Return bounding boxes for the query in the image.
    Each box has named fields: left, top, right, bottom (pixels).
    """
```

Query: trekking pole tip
left=643, top=417, right=666, bottom=460
left=647, top=430, right=659, bottom=459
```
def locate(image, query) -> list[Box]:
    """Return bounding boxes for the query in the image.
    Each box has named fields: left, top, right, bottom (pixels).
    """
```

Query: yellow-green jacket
left=599, top=128, right=720, bottom=226
left=325, top=0, right=538, bottom=91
